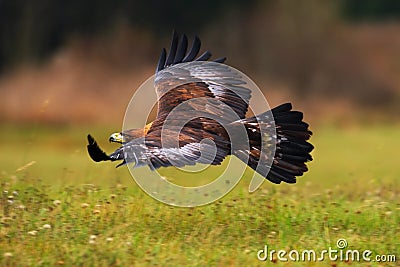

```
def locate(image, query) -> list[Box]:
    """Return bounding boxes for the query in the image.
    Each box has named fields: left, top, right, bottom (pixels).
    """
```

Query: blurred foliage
left=1, top=0, right=399, bottom=72
left=0, top=0, right=253, bottom=71
left=342, top=0, right=400, bottom=21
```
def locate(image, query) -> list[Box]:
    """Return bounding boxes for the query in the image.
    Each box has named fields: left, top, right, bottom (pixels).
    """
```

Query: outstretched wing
left=88, top=116, right=231, bottom=169
left=152, top=32, right=251, bottom=124
left=109, top=126, right=230, bottom=169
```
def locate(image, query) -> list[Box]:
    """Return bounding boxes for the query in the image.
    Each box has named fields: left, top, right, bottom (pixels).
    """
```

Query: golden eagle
left=87, top=31, right=313, bottom=184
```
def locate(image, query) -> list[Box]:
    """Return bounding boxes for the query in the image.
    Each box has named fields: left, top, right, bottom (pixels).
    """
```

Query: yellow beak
left=109, top=133, right=124, bottom=143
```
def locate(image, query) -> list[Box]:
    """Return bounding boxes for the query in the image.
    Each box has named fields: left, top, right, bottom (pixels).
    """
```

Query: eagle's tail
left=233, top=103, right=314, bottom=184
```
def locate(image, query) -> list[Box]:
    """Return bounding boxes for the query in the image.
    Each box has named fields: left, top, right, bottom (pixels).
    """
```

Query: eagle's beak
left=109, top=133, right=123, bottom=143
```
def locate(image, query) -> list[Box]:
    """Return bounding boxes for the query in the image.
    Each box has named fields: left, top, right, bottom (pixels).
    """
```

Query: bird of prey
left=87, top=31, right=313, bottom=184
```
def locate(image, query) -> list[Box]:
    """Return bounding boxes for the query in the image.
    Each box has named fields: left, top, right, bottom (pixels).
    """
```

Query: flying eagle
left=87, top=31, right=314, bottom=184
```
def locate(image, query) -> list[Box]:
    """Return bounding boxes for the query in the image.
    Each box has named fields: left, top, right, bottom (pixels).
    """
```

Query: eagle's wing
left=153, top=32, right=251, bottom=122
left=154, top=62, right=251, bottom=121
left=109, top=127, right=230, bottom=169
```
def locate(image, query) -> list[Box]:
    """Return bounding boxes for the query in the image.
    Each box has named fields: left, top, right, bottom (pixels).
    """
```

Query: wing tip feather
left=156, top=32, right=226, bottom=73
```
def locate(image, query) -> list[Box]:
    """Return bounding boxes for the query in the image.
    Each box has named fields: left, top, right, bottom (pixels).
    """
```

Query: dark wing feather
left=156, top=32, right=226, bottom=72
left=87, top=135, right=120, bottom=162
left=165, top=30, right=179, bottom=66
left=182, top=35, right=201, bottom=63
left=87, top=135, right=113, bottom=162
left=174, top=34, right=188, bottom=63
left=156, top=48, right=167, bottom=73
left=196, top=51, right=212, bottom=61
left=213, top=57, right=227, bottom=63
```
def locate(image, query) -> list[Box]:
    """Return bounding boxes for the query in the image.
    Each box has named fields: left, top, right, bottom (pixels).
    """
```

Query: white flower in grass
left=43, top=224, right=51, bottom=229
left=28, top=230, right=38, bottom=236
left=93, top=209, right=101, bottom=214
left=4, top=252, right=13, bottom=258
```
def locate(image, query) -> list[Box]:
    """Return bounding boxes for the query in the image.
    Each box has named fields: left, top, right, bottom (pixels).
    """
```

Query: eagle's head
left=109, top=123, right=153, bottom=144
left=109, top=132, right=123, bottom=143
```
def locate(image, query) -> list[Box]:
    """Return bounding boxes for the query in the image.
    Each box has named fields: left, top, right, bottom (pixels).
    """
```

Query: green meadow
left=0, top=124, right=399, bottom=266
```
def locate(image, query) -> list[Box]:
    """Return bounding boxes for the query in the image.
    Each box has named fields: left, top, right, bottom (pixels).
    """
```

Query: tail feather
left=270, top=103, right=313, bottom=183
left=269, top=169, right=296, bottom=184
left=273, top=111, right=304, bottom=124
left=234, top=103, right=313, bottom=184
left=273, top=158, right=308, bottom=175
left=277, top=122, right=309, bottom=131
left=277, top=129, right=312, bottom=140
left=277, top=153, right=311, bottom=163
left=271, top=102, right=292, bottom=114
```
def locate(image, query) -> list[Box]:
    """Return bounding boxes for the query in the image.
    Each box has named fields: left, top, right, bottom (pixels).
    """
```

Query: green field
left=0, top=124, right=399, bottom=266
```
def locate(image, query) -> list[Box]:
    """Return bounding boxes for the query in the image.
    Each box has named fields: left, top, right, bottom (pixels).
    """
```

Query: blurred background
left=1, top=0, right=399, bottom=126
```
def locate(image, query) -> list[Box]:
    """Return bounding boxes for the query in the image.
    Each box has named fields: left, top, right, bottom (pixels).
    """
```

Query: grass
left=0, top=123, right=399, bottom=266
